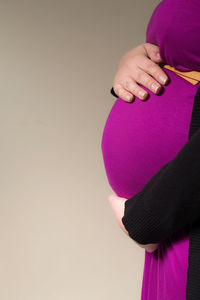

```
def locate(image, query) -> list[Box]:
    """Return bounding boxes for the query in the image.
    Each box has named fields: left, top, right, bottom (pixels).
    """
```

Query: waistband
left=162, top=64, right=200, bottom=85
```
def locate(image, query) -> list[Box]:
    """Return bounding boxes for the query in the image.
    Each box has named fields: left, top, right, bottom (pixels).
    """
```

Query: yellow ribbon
left=162, top=64, right=200, bottom=85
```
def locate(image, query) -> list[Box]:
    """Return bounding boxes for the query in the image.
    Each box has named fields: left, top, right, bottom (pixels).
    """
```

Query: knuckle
left=140, top=73, right=149, bottom=85
left=148, top=64, right=158, bottom=75
left=132, top=53, right=141, bottom=62
left=134, top=70, right=144, bottom=83
left=124, top=78, right=134, bottom=89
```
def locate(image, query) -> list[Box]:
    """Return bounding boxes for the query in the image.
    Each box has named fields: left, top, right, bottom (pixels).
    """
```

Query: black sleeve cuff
left=122, top=190, right=174, bottom=245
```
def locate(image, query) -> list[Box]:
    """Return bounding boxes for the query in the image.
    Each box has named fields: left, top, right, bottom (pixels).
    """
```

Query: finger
left=108, top=194, right=119, bottom=211
left=108, top=195, right=128, bottom=232
left=113, top=84, right=135, bottom=102
left=132, top=67, right=163, bottom=95
left=108, top=194, right=126, bottom=205
left=135, top=55, right=169, bottom=86
left=108, top=194, right=117, bottom=203
left=108, top=195, right=122, bottom=220
left=144, top=43, right=163, bottom=63
left=123, top=77, right=149, bottom=101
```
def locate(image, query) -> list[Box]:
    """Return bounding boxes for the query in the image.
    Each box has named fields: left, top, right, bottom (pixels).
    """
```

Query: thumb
left=108, top=194, right=128, bottom=234
left=144, top=43, right=162, bottom=63
left=108, top=194, right=126, bottom=218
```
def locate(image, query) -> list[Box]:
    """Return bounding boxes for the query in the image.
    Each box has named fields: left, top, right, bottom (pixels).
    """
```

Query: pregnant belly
left=101, top=69, right=198, bottom=199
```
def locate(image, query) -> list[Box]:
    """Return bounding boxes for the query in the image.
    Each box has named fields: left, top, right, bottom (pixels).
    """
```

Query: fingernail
left=151, top=83, right=160, bottom=93
left=139, top=90, right=147, bottom=98
left=156, top=52, right=161, bottom=59
left=159, top=75, right=168, bottom=84
left=126, top=95, right=132, bottom=101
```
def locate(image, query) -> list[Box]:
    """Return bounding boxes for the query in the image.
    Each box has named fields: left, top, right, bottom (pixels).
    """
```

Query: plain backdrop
left=0, top=0, right=160, bottom=299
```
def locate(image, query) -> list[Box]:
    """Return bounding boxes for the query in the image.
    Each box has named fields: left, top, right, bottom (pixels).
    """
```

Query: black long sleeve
left=121, top=126, right=200, bottom=245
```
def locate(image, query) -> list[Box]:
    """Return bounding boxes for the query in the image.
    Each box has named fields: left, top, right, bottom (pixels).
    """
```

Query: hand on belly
left=107, top=194, right=159, bottom=253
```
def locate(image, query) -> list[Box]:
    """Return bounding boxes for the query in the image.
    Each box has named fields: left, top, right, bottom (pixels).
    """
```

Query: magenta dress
left=101, top=0, right=200, bottom=299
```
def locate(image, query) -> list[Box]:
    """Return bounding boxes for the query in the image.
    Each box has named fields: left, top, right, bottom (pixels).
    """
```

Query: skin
left=108, top=42, right=167, bottom=252
left=112, top=43, right=169, bottom=102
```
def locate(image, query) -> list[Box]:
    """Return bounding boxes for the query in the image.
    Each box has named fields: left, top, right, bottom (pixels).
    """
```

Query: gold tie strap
left=162, top=64, right=200, bottom=85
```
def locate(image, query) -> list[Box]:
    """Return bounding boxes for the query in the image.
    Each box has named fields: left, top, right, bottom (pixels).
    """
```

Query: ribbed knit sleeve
left=121, top=127, right=200, bottom=245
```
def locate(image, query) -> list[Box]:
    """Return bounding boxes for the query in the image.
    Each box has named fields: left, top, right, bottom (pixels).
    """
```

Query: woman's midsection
left=101, top=69, right=199, bottom=199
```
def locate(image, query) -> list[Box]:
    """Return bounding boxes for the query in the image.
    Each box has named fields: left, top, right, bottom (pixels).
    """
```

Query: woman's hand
left=108, top=194, right=159, bottom=253
left=112, top=43, right=169, bottom=102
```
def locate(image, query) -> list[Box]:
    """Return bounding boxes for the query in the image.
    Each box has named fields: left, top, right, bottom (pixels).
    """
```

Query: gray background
left=0, top=0, right=159, bottom=299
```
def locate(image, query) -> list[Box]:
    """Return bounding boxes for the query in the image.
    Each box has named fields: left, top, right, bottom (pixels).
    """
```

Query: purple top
left=101, top=0, right=200, bottom=299
left=146, top=0, right=200, bottom=71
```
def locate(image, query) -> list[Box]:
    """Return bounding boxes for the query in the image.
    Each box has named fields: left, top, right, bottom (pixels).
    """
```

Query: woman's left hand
left=108, top=194, right=159, bottom=252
